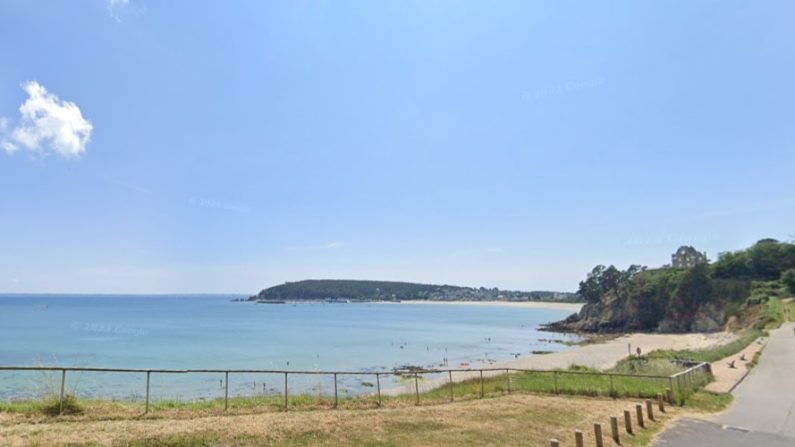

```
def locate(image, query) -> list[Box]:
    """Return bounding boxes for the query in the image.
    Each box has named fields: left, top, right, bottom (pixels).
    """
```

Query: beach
left=385, top=329, right=737, bottom=395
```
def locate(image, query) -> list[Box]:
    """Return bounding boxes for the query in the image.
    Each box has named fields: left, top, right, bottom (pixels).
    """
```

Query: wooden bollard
left=549, top=440, right=560, bottom=447
left=624, top=410, right=633, bottom=434
left=574, top=429, right=584, bottom=447
left=636, top=404, right=645, bottom=428
left=657, top=393, right=665, bottom=413
left=610, top=416, right=620, bottom=443
left=646, top=399, right=654, bottom=421
left=666, top=388, right=675, bottom=404
left=594, top=422, right=604, bottom=447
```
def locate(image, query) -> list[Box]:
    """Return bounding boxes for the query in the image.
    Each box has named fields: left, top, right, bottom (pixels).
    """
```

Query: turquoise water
left=0, top=295, right=578, bottom=401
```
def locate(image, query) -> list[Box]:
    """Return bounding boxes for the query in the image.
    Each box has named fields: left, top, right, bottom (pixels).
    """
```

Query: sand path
left=704, top=336, right=765, bottom=393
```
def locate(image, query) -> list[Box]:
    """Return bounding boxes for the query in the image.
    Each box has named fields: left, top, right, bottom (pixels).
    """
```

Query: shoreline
left=383, top=330, right=737, bottom=395
left=399, top=300, right=584, bottom=312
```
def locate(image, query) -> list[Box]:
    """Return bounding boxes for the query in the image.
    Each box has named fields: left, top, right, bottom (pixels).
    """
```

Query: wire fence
left=0, top=362, right=711, bottom=416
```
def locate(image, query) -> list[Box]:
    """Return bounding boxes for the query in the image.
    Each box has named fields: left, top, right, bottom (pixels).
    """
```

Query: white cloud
left=322, top=242, right=344, bottom=249
left=108, top=0, right=141, bottom=22
left=1, top=81, right=93, bottom=158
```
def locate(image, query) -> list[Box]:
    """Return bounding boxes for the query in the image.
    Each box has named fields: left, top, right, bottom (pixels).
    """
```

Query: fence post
left=666, top=388, right=674, bottom=404
left=609, top=374, right=614, bottom=397
left=479, top=370, right=484, bottom=398
left=333, top=373, right=338, bottom=408
left=574, top=429, right=584, bottom=447
left=59, top=369, right=66, bottom=415
left=636, top=403, right=645, bottom=428
left=646, top=399, right=654, bottom=421
left=376, top=373, right=382, bottom=407
left=594, top=422, right=604, bottom=447
left=610, top=416, right=619, bottom=443
left=506, top=368, right=511, bottom=394
left=668, top=377, right=674, bottom=398
left=284, top=372, right=288, bottom=410
left=657, top=393, right=665, bottom=413
left=676, top=374, right=683, bottom=402
left=448, top=370, right=454, bottom=402
left=224, top=371, right=229, bottom=411
left=624, top=409, right=633, bottom=434
left=414, top=373, right=420, bottom=405
left=144, top=371, right=151, bottom=414
left=554, top=371, right=558, bottom=395
left=549, top=440, right=560, bottom=447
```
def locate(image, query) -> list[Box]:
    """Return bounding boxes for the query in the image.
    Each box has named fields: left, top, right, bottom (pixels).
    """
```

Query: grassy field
left=0, top=393, right=680, bottom=447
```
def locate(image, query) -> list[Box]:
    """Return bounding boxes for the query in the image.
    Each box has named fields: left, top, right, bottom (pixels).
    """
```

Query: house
left=671, top=246, right=708, bottom=268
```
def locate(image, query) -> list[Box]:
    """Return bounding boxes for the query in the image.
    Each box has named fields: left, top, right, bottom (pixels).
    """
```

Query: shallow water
left=0, top=295, right=578, bottom=400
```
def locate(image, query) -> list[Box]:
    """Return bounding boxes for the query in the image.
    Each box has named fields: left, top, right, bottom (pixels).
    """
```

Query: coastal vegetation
left=619, top=330, right=763, bottom=366
left=550, top=239, right=795, bottom=333
left=249, top=279, right=578, bottom=303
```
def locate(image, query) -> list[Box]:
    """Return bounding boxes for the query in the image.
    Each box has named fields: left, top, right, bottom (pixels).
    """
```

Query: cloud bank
left=1, top=81, right=93, bottom=158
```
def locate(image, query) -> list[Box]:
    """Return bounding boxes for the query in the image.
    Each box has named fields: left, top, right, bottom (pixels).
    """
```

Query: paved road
left=655, top=322, right=795, bottom=446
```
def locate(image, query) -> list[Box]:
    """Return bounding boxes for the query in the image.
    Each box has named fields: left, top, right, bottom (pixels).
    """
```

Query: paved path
left=656, top=322, right=795, bottom=446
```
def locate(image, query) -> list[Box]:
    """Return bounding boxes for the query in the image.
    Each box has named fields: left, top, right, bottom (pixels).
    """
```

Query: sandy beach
left=495, top=331, right=736, bottom=371
left=385, top=330, right=737, bottom=395
left=400, top=300, right=584, bottom=312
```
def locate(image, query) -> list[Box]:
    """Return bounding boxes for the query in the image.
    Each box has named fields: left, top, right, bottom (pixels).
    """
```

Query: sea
left=0, top=295, right=579, bottom=401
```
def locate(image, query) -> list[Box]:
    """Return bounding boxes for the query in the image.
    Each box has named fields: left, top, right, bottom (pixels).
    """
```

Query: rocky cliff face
left=545, top=297, right=727, bottom=333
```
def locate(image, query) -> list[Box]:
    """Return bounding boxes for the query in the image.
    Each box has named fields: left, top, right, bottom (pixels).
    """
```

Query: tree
left=578, top=265, right=607, bottom=303
left=670, top=263, right=714, bottom=325
left=577, top=264, right=645, bottom=304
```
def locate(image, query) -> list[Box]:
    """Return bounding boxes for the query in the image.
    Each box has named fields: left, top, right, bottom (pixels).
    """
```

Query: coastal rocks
left=549, top=298, right=728, bottom=334
left=658, top=303, right=726, bottom=333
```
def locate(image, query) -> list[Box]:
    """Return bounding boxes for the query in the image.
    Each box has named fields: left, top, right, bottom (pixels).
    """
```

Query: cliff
left=546, top=239, right=795, bottom=333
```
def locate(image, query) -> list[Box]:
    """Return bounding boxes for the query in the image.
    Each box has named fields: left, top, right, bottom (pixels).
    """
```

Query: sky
left=1, top=1, right=794, bottom=294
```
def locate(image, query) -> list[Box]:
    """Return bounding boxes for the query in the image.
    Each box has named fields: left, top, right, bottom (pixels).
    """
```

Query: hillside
left=546, top=238, right=795, bottom=333
left=248, top=279, right=578, bottom=302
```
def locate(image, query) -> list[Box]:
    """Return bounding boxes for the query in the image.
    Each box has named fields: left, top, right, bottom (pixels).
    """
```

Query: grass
left=682, top=390, right=733, bottom=412
left=0, top=368, right=688, bottom=426
left=785, top=299, right=795, bottom=322
left=0, top=393, right=83, bottom=416
left=0, top=394, right=679, bottom=447
left=760, top=297, right=784, bottom=328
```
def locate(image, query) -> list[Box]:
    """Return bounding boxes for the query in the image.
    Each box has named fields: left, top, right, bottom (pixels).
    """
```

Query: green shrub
left=41, top=394, right=82, bottom=416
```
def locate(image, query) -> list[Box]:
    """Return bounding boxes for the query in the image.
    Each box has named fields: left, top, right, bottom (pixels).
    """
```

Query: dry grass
left=0, top=394, right=677, bottom=447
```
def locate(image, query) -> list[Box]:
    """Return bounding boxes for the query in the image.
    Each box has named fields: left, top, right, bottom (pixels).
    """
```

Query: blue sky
left=1, top=1, right=793, bottom=294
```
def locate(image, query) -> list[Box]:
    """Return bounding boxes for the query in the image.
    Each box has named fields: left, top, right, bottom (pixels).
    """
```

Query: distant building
left=671, top=246, right=708, bottom=268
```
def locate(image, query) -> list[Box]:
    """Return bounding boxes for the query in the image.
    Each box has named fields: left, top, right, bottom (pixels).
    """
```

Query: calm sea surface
left=0, top=295, right=579, bottom=400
